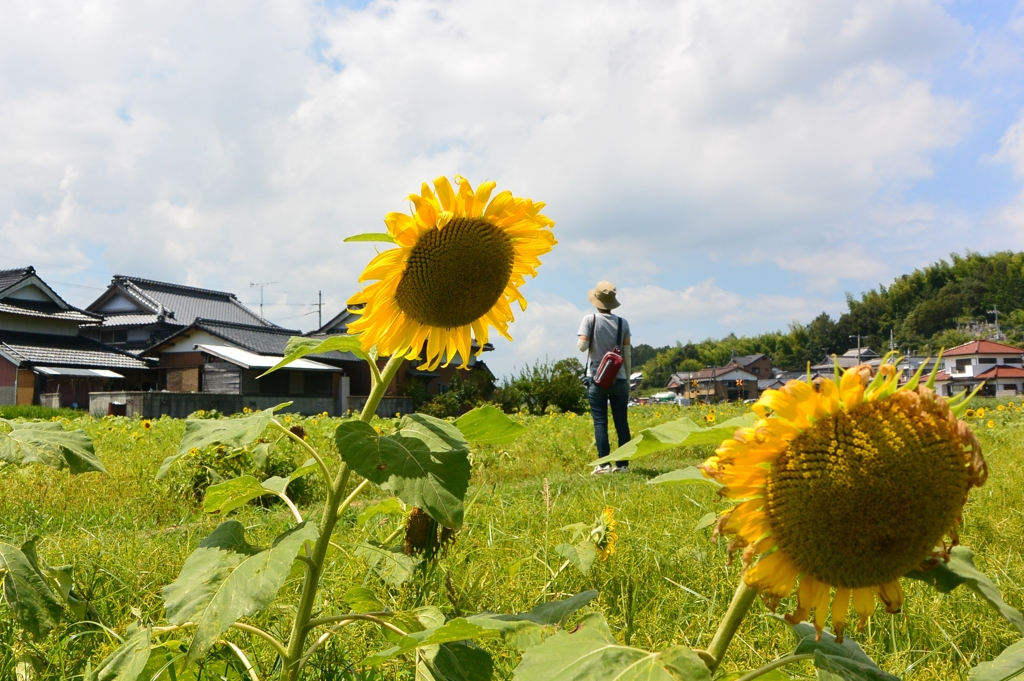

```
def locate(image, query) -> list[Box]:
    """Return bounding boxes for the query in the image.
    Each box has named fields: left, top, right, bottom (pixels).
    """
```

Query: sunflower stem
left=361, top=354, right=405, bottom=423
left=706, top=579, right=758, bottom=674
left=732, top=654, right=816, bottom=681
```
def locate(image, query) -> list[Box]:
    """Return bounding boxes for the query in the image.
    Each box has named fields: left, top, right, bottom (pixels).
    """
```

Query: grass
left=1, top=399, right=1022, bottom=680
left=0, top=404, right=84, bottom=420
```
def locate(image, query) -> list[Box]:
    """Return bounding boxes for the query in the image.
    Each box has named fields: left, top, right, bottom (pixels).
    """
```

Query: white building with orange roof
left=931, top=339, right=1024, bottom=397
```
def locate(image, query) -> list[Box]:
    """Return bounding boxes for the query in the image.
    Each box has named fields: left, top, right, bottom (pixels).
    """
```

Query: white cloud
left=991, top=108, right=1024, bottom=178
left=0, top=0, right=1009, bottom=369
left=774, top=246, right=889, bottom=293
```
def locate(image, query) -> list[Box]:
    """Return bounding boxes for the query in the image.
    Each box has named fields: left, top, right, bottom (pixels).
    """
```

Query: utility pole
left=250, top=281, right=277, bottom=320
left=989, top=306, right=1001, bottom=340
left=849, top=334, right=862, bottom=362
left=315, top=290, right=323, bottom=329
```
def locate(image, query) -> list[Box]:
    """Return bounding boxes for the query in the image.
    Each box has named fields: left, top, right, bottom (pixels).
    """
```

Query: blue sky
left=1, top=0, right=1024, bottom=377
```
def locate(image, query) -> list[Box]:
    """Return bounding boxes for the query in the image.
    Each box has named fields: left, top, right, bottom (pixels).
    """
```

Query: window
left=752, top=367, right=760, bottom=374
left=101, top=329, right=128, bottom=344
left=954, top=359, right=972, bottom=371
left=304, top=372, right=332, bottom=397
left=1004, top=357, right=1022, bottom=364
left=257, top=371, right=289, bottom=395
left=1003, top=384, right=1019, bottom=392
left=978, top=357, right=997, bottom=365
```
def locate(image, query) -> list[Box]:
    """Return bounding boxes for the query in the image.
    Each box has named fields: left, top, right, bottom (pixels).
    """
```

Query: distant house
left=0, top=267, right=151, bottom=407
left=667, top=362, right=759, bottom=403
left=811, top=347, right=881, bottom=372
left=731, top=353, right=774, bottom=379
left=142, top=319, right=346, bottom=399
left=313, top=307, right=495, bottom=403
left=932, top=340, right=1024, bottom=397
left=82, top=275, right=275, bottom=353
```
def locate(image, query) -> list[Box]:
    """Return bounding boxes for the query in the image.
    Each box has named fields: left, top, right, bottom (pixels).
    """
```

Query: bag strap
left=615, top=316, right=623, bottom=350
left=585, top=314, right=595, bottom=375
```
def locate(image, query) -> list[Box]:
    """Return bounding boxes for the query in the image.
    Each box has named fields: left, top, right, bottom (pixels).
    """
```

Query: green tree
left=494, top=358, right=587, bottom=415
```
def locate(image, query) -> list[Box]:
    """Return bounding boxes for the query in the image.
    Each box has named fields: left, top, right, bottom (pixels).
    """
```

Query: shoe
left=591, top=464, right=612, bottom=475
left=612, top=466, right=629, bottom=474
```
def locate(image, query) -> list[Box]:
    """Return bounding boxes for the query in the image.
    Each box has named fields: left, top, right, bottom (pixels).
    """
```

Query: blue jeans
left=588, top=378, right=631, bottom=464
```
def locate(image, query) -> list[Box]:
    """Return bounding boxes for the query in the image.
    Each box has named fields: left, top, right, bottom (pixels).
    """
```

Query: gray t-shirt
left=578, top=313, right=631, bottom=379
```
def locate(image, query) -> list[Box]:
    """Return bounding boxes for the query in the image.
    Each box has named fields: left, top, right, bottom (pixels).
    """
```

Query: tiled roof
left=147, top=319, right=305, bottom=357
left=975, top=366, right=1024, bottom=379
left=100, top=313, right=164, bottom=328
left=193, top=320, right=299, bottom=354
left=933, top=371, right=951, bottom=382
left=669, top=363, right=758, bottom=382
left=0, top=267, right=33, bottom=293
left=733, top=353, right=768, bottom=367
left=0, top=331, right=150, bottom=370
left=98, top=275, right=273, bottom=327
left=943, top=340, right=1024, bottom=356
left=0, top=300, right=99, bottom=323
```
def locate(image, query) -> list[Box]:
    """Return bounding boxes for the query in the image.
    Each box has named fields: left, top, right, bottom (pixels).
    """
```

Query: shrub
left=493, top=357, right=587, bottom=415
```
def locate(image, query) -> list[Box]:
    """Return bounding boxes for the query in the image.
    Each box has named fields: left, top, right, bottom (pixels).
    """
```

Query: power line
left=48, top=280, right=107, bottom=290
left=0, top=254, right=113, bottom=277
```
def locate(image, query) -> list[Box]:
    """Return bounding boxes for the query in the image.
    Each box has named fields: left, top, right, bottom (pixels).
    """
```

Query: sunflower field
left=0, top=394, right=1020, bottom=680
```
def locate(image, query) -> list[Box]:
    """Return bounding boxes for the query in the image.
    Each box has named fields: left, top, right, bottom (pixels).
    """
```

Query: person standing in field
left=578, top=281, right=632, bottom=474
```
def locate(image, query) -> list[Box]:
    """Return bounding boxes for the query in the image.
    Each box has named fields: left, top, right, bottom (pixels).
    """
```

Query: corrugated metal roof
left=110, top=276, right=272, bottom=327
left=196, top=344, right=337, bottom=371
left=0, top=331, right=150, bottom=369
left=0, top=301, right=98, bottom=323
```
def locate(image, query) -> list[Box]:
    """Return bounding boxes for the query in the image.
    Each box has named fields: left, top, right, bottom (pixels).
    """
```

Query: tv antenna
left=250, top=281, right=277, bottom=319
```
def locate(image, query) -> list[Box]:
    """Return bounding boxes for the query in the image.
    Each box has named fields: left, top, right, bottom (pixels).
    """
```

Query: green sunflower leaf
left=344, top=586, right=385, bottom=613
left=259, top=334, right=368, bottom=377
left=510, top=612, right=710, bottom=680
left=418, top=642, right=494, bottom=681
left=344, top=232, right=396, bottom=243
left=905, top=546, right=1024, bottom=635
left=775, top=617, right=898, bottom=681
left=589, top=413, right=756, bottom=466
left=0, top=541, right=64, bottom=641
left=88, top=623, right=152, bottom=681
left=0, top=420, right=105, bottom=474
left=202, top=475, right=292, bottom=516
left=336, top=418, right=471, bottom=529
left=354, top=542, right=422, bottom=588
left=162, top=520, right=318, bottom=665
left=968, top=638, right=1024, bottom=681
left=454, top=405, right=527, bottom=444
left=648, top=466, right=722, bottom=488
left=158, top=404, right=287, bottom=479
left=465, top=590, right=598, bottom=650
left=361, top=618, right=501, bottom=667
left=555, top=541, right=597, bottom=576
left=357, top=497, right=406, bottom=528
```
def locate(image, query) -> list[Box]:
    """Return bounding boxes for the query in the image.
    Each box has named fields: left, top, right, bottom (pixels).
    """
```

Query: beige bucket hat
left=588, top=281, right=620, bottom=310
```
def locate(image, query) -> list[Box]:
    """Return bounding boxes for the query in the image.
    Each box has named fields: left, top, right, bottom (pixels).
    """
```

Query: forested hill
left=637, top=251, right=1024, bottom=387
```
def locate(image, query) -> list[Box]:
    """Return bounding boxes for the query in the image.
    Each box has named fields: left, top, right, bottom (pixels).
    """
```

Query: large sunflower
left=346, top=176, right=555, bottom=370
left=702, top=362, right=987, bottom=642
